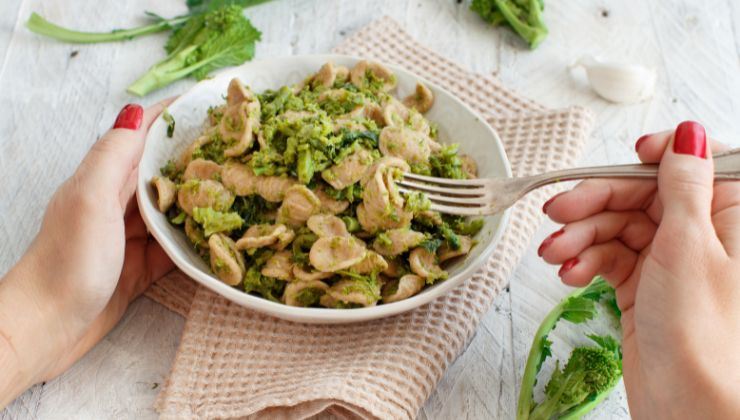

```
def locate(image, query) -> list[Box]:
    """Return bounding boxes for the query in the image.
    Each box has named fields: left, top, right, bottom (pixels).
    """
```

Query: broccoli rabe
left=517, top=277, right=623, bottom=420
left=192, top=207, right=243, bottom=236
left=430, top=144, right=465, bottom=179
left=243, top=265, right=285, bottom=302
left=128, top=5, right=261, bottom=96
left=471, top=0, right=548, bottom=49
left=26, top=1, right=272, bottom=96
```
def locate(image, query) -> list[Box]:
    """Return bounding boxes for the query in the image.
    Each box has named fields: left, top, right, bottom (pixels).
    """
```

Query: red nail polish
left=542, top=192, right=564, bottom=214
left=558, top=257, right=579, bottom=277
left=537, top=228, right=564, bottom=257
left=635, top=134, right=650, bottom=152
left=113, top=104, right=143, bottom=130
left=673, top=121, right=706, bottom=158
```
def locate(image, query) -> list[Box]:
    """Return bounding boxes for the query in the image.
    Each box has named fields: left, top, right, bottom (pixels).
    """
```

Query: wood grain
left=1, top=0, right=738, bottom=418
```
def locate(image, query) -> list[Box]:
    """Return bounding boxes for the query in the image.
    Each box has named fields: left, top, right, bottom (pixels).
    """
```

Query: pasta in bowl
left=138, top=55, right=511, bottom=323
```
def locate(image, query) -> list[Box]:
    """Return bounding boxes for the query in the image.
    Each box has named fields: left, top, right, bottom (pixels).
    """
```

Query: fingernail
left=113, top=104, right=143, bottom=130
left=558, top=257, right=579, bottom=277
left=635, top=134, right=650, bottom=152
left=542, top=192, right=564, bottom=214
left=537, top=228, right=564, bottom=257
left=673, top=121, right=706, bottom=158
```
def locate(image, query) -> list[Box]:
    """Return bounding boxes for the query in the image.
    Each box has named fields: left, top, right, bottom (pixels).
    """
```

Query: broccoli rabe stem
left=517, top=290, right=575, bottom=419
left=25, top=12, right=188, bottom=44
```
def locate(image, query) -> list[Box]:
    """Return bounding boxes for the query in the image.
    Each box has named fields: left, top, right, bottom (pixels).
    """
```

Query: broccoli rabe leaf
left=419, top=237, right=443, bottom=253
left=231, top=195, right=275, bottom=228
left=439, top=223, right=461, bottom=250
left=243, top=266, right=285, bottom=302
left=186, top=0, right=274, bottom=14
left=192, top=207, right=243, bottom=236
left=128, top=5, right=261, bottom=96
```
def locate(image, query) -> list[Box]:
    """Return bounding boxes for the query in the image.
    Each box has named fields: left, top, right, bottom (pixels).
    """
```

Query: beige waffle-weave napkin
left=144, top=16, right=593, bottom=419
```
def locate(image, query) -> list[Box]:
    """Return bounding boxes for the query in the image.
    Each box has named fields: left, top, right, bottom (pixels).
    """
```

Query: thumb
left=657, top=121, right=714, bottom=234
left=76, top=101, right=169, bottom=211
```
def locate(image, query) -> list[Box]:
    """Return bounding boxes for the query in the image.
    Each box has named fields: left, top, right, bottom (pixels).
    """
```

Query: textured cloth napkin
left=144, top=16, right=593, bottom=419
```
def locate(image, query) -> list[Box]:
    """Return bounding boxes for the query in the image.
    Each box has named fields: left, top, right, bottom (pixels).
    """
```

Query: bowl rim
left=137, top=53, right=512, bottom=324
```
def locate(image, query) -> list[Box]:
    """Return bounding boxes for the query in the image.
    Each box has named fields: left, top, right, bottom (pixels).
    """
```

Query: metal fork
left=398, top=148, right=740, bottom=216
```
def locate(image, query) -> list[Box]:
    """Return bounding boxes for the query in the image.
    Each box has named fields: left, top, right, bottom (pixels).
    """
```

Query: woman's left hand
left=0, top=101, right=174, bottom=406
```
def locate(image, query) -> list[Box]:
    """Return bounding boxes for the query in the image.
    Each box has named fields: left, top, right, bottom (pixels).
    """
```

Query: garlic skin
left=572, top=55, right=656, bottom=104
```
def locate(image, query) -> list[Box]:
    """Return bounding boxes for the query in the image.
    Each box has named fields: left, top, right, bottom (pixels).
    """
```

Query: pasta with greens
left=152, top=61, right=484, bottom=308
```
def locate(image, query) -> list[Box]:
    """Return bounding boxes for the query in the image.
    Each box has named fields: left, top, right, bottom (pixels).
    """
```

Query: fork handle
left=523, top=147, right=740, bottom=191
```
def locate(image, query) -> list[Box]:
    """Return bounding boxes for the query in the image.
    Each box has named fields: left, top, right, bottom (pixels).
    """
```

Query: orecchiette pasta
left=381, top=274, right=425, bottom=303
left=153, top=61, right=484, bottom=308
left=208, top=233, right=245, bottom=286
left=151, top=176, right=177, bottom=213
left=183, top=158, right=222, bottom=182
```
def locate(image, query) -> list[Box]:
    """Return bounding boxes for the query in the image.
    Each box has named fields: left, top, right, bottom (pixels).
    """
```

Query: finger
left=544, top=178, right=657, bottom=224
left=636, top=130, right=730, bottom=163
left=75, top=99, right=174, bottom=212
left=637, top=129, right=740, bottom=254
left=558, top=240, right=639, bottom=289
left=656, top=121, right=720, bottom=251
left=539, top=211, right=657, bottom=264
left=124, top=203, right=148, bottom=241
left=712, top=182, right=740, bottom=256
left=140, top=240, right=175, bottom=299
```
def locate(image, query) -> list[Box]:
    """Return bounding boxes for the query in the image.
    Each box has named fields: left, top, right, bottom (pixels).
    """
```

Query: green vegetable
left=170, top=211, right=187, bottom=225
left=439, top=222, right=461, bottom=250
left=128, top=5, right=261, bottom=96
left=26, top=1, right=272, bottom=96
left=471, top=0, right=548, bottom=49
left=192, top=136, right=229, bottom=164
left=452, top=218, right=485, bottom=236
left=294, top=288, right=324, bottom=307
left=231, top=195, right=275, bottom=228
left=517, top=277, right=622, bottom=420
left=342, top=216, right=361, bottom=233
left=26, top=0, right=269, bottom=43
left=243, top=266, right=285, bottom=301
left=159, top=159, right=180, bottom=180
left=404, top=191, right=431, bottom=213
left=419, top=237, right=443, bottom=253
left=163, top=108, right=176, bottom=138
left=192, top=207, right=244, bottom=236
left=430, top=144, right=465, bottom=180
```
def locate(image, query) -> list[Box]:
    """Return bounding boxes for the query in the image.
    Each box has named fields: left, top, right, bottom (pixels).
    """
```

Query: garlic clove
left=572, top=55, right=656, bottom=104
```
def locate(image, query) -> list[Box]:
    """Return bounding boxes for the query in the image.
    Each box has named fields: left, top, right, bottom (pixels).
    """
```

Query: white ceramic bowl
left=138, top=54, right=511, bottom=324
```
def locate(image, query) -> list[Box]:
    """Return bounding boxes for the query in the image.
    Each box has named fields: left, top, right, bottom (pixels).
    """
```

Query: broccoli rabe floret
left=192, top=207, right=243, bottom=236
left=430, top=144, right=465, bottom=179
left=517, top=278, right=623, bottom=420
left=471, top=0, right=548, bottom=49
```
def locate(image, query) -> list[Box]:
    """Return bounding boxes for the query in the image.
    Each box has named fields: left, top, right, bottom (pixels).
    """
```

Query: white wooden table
left=1, top=0, right=738, bottom=418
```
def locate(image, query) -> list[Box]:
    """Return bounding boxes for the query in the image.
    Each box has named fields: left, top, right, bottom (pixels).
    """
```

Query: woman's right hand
left=539, top=121, right=740, bottom=418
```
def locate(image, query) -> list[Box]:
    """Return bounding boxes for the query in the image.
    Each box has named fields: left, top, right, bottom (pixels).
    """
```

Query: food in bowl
left=150, top=61, right=484, bottom=308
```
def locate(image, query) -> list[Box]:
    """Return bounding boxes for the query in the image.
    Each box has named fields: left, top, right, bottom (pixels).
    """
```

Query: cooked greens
left=150, top=61, right=485, bottom=308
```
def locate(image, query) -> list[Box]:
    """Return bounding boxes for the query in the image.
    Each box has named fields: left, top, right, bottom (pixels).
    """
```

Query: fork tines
left=398, top=172, right=493, bottom=216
